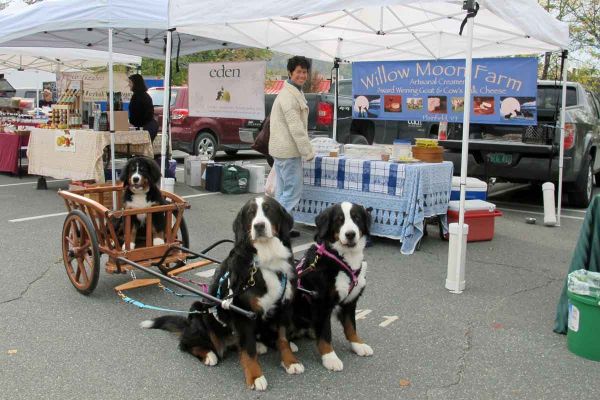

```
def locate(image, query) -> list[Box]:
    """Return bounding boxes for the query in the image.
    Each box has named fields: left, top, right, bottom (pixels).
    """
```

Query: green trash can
left=567, top=290, right=600, bottom=361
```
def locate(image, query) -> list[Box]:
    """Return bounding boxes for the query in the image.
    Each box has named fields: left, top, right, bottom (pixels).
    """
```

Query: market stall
left=27, top=128, right=153, bottom=182
left=294, top=156, right=453, bottom=254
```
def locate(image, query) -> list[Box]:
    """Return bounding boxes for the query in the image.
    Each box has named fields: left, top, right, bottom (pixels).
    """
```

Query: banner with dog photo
left=352, top=57, right=538, bottom=125
left=188, top=61, right=266, bottom=120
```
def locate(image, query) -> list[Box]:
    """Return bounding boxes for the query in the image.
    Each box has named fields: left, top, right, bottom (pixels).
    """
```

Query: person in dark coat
left=128, top=74, right=158, bottom=142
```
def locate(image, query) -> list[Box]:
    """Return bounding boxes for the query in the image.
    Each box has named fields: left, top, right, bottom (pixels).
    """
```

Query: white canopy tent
left=170, top=0, right=570, bottom=292
left=0, top=47, right=140, bottom=73
left=0, top=0, right=242, bottom=200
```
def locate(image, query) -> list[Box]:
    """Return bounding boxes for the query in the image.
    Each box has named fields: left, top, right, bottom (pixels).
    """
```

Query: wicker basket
left=412, top=145, right=444, bottom=163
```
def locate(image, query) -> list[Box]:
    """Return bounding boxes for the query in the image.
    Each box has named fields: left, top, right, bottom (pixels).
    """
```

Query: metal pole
left=160, top=29, right=174, bottom=189
left=556, top=50, right=568, bottom=226
left=449, top=10, right=475, bottom=294
left=109, top=28, right=117, bottom=209
left=35, top=71, right=40, bottom=117
left=115, top=257, right=256, bottom=319
left=333, top=58, right=340, bottom=142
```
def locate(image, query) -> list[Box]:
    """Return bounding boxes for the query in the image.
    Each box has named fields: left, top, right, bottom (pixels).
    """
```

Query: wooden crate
left=68, top=181, right=118, bottom=209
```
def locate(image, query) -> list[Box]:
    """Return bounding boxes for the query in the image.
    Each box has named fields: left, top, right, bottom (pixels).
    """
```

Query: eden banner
left=352, top=57, right=538, bottom=125
left=188, top=61, right=266, bottom=120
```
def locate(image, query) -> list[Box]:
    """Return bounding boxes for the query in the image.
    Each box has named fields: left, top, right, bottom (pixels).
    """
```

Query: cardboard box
left=112, top=111, right=130, bottom=132
left=184, top=155, right=209, bottom=187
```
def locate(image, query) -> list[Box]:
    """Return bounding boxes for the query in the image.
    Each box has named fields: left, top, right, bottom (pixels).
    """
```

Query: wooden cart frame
left=57, top=185, right=229, bottom=295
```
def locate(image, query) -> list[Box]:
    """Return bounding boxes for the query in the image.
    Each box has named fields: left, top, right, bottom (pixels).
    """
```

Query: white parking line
left=488, top=184, right=530, bottom=198
left=182, top=192, right=221, bottom=199
left=500, top=207, right=584, bottom=220
left=494, top=201, right=587, bottom=214
left=9, top=192, right=220, bottom=223
left=10, top=212, right=68, bottom=223
left=195, top=268, right=216, bottom=278
left=0, top=179, right=68, bottom=188
left=293, top=242, right=314, bottom=253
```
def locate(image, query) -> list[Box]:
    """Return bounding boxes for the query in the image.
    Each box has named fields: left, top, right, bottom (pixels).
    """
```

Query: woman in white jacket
left=269, top=56, right=315, bottom=223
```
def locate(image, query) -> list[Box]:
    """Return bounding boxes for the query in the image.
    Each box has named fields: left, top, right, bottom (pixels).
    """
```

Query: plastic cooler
left=450, top=177, right=487, bottom=201
left=447, top=200, right=502, bottom=242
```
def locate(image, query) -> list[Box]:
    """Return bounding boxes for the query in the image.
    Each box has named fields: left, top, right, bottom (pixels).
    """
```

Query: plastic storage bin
left=450, top=177, right=488, bottom=201
left=447, top=200, right=502, bottom=242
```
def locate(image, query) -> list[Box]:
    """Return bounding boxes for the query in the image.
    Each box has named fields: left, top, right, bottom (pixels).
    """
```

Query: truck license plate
left=488, top=153, right=512, bottom=165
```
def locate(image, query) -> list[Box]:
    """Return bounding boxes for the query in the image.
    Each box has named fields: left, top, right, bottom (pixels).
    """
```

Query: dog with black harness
left=292, top=201, right=373, bottom=371
left=141, top=196, right=303, bottom=391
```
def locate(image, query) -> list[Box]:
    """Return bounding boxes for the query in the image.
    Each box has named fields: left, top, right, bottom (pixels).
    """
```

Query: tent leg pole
left=108, top=28, right=117, bottom=209
left=160, top=29, right=174, bottom=189
left=333, top=57, right=339, bottom=142
left=556, top=50, right=568, bottom=227
left=446, top=9, right=475, bottom=294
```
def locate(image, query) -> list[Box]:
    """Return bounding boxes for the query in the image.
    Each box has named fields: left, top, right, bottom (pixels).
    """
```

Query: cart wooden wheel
left=62, top=210, right=100, bottom=295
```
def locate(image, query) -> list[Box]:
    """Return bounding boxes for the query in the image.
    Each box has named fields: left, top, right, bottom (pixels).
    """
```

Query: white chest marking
left=334, top=261, right=367, bottom=304
left=126, top=193, right=153, bottom=224
left=257, top=269, right=292, bottom=318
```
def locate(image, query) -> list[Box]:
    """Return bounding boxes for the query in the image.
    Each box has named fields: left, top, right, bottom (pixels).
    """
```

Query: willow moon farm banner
left=352, top=57, right=538, bottom=125
left=188, top=61, right=266, bottom=120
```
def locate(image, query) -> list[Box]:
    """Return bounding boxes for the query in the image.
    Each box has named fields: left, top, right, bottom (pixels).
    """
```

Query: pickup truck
left=440, top=81, right=600, bottom=207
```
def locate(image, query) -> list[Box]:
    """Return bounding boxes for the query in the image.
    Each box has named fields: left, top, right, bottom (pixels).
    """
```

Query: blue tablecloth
left=293, top=157, right=453, bottom=254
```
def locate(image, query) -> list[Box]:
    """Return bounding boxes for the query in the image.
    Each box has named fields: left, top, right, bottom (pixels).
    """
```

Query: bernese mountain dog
left=292, top=201, right=373, bottom=371
left=141, top=196, right=303, bottom=391
left=119, top=156, right=166, bottom=250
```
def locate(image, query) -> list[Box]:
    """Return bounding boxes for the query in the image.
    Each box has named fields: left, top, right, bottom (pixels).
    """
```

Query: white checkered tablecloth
left=303, top=156, right=407, bottom=196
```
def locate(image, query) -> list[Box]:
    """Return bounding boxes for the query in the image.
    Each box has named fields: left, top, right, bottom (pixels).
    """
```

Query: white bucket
left=162, top=177, right=175, bottom=194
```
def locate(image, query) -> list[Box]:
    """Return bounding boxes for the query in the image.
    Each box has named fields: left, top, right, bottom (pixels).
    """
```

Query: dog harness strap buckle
left=247, top=264, right=258, bottom=288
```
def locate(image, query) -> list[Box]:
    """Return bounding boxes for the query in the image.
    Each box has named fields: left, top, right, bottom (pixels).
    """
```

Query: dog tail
left=140, top=316, right=188, bottom=333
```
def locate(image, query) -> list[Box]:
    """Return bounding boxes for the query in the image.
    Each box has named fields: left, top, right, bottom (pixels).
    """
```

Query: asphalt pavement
left=0, top=151, right=599, bottom=400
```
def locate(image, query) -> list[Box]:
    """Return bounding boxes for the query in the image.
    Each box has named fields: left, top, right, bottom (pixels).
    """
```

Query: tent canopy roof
left=0, top=0, right=239, bottom=59
left=0, top=47, right=140, bottom=73
left=170, top=0, right=569, bottom=62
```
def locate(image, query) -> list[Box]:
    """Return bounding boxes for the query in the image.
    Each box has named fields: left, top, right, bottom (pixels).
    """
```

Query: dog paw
left=351, top=342, right=373, bottom=357
left=139, top=320, right=154, bottom=329
left=153, top=238, right=165, bottom=246
left=322, top=351, right=344, bottom=371
left=282, top=362, right=305, bottom=375
left=204, top=351, right=218, bottom=366
left=122, top=242, right=136, bottom=250
left=250, top=375, right=268, bottom=391
left=289, top=341, right=299, bottom=353
left=256, top=342, right=268, bottom=355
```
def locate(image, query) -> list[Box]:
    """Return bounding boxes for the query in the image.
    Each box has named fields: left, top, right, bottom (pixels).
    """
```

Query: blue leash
left=117, top=291, right=209, bottom=314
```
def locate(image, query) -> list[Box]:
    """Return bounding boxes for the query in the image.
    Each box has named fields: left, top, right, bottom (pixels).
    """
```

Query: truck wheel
left=225, top=150, right=238, bottom=156
left=194, top=132, right=217, bottom=160
left=346, top=134, right=369, bottom=145
left=570, top=155, right=593, bottom=208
